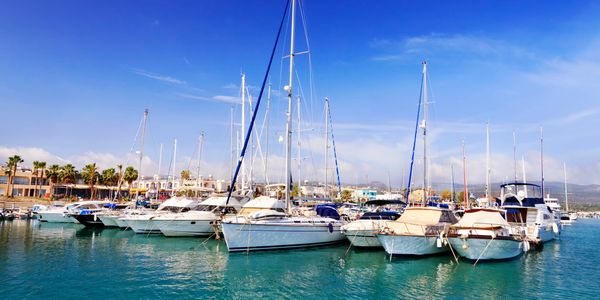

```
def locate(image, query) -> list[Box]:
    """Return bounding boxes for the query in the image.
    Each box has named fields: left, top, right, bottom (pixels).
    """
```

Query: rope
left=474, top=234, right=496, bottom=266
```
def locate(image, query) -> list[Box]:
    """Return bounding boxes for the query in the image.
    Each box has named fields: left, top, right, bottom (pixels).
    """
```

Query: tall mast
left=421, top=61, right=428, bottom=205
left=172, top=139, right=177, bottom=197
left=265, top=83, right=271, bottom=184
left=564, top=162, right=569, bottom=212
left=462, top=140, right=468, bottom=209
left=540, top=127, right=545, bottom=198
left=284, top=0, right=296, bottom=215
left=450, top=164, right=455, bottom=203
left=138, top=108, right=148, bottom=196
left=485, top=123, right=490, bottom=199
left=297, top=95, right=302, bottom=194
left=513, top=130, right=517, bottom=182
left=324, top=97, right=329, bottom=198
left=522, top=156, right=528, bottom=197
left=196, top=132, right=204, bottom=188
left=241, top=73, right=247, bottom=191
left=229, top=106, right=234, bottom=182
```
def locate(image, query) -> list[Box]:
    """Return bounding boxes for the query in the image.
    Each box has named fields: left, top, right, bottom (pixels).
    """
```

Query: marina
left=1, top=218, right=599, bottom=298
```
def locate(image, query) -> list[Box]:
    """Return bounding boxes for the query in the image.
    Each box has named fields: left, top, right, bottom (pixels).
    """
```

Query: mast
left=485, top=123, right=490, bottom=199
left=284, top=0, right=296, bottom=215
left=540, top=127, right=545, bottom=198
left=229, top=106, right=234, bottom=182
left=564, top=162, right=569, bottom=212
left=324, top=97, right=329, bottom=198
left=138, top=108, right=148, bottom=196
left=297, top=95, right=301, bottom=194
left=462, top=140, right=468, bottom=209
left=171, top=139, right=177, bottom=197
left=196, top=132, right=204, bottom=190
left=522, top=156, right=528, bottom=197
left=265, top=83, right=271, bottom=184
left=421, top=61, right=428, bottom=205
left=513, top=130, right=517, bottom=183
left=241, top=73, right=247, bottom=191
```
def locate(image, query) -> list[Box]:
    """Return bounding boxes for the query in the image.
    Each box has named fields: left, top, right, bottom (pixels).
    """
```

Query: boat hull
left=98, top=215, right=119, bottom=227
left=114, top=217, right=129, bottom=228
left=124, top=218, right=161, bottom=234
left=72, top=214, right=105, bottom=227
left=154, top=219, right=215, bottom=237
left=447, top=236, right=523, bottom=261
left=377, top=234, right=447, bottom=256
left=38, top=211, right=77, bottom=223
left=222, top=221, right=345, bottom=252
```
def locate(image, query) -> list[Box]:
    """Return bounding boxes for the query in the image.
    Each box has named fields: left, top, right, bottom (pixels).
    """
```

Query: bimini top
left=497, top=182, right=545, bottom=207
left=453, top=208, right=509, bottom=228
left=397, top=206, right=457, bottom=226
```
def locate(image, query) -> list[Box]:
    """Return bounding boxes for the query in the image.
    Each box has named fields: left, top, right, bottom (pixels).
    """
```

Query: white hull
left=447, top=237, right=523, bottom=260
left=341, top=220, right=386, bottom=247
left=114, top=217, right=129, bottom=228
left=155, top=220, right=215, bottom=237
left=98, top=215, right=119, bottom=227
left=38, top=211, right=77, bottom=223
left=125, top=218, right=161, bottom=234
left=377, top=234, right=447, bottom=256
left=222, top=219, right=345, bottom=252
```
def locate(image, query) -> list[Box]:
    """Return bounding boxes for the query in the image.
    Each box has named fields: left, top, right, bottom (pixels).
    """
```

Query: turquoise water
left=1, top=220, right=599, bottom=299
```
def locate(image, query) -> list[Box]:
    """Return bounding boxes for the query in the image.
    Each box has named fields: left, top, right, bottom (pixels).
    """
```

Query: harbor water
left=1, top=219, right=599, bottom=299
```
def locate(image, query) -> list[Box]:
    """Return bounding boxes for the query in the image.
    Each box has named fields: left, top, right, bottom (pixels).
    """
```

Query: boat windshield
left=501, top=183, right=542, bottom=198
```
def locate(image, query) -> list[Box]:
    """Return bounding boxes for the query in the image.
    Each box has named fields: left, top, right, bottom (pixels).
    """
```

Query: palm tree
left=116, top=164, right=123, bottom=200
left=81, top=163, right=100, bottom=199
left=45, top=164, right=61, bottom=198
left=3, top=166, right=12, bottom=197
left=6, top=155, right=24, bottom=197
left=60, top=164, right=78, bottom=198
left=123, top=166, right=138, bottom=200
left=101, top=168, right=118, bottom=199
left=181, top=170, right=191, bottom=180
left=32, top=161, right=46, bottom=198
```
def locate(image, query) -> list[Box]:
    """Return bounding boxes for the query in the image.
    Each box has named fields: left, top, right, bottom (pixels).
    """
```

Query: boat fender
left=94, top=214, right=97, bottom=222
left=462, top=242, right=468, bottom=250
left=436, top=237, right=442, bottom=248
left=523, top=241, right=530, bottom=252
left=328, top=222, right=333, bottom=233
left=552, top=223, right=560, bottom=234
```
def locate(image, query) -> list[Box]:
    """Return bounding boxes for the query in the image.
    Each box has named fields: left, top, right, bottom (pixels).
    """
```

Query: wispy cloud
left=131, top=68, right=186, bottom=85
left=558, top=108, right=600, bottom=124
left=371, top=34, right=533, bottom=62
left=177, top=93, right=240, bottom=104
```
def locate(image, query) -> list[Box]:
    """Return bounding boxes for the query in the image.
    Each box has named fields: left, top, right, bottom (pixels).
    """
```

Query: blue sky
left=1, top=0, right=600, bottom=188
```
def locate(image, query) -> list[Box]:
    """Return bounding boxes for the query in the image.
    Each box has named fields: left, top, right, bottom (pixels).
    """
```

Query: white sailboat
left=221, top=0, right=345, bottom=252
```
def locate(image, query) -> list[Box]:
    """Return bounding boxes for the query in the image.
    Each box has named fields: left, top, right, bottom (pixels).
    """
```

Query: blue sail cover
left=316, top=204, right=340, bottom=220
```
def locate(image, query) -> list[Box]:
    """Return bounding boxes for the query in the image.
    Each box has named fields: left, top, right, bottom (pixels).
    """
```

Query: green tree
left=81, top=163, right=100, bottom=199
left=33, top=161, right=46, bottom=198
left=440, top=189, right=452, bottom=201
left=101, top=168, right=118, bottom=199
left=341, top=190, right=352, bottom=201
left=60, top=164, right=78, bottom=198
left=6, top=155, right=24, bottom=197
left=123, top=166, right=139, bottom=199
left=45, top=164, right=61, bottom=198
left=180, top=170, right=191, bottom=180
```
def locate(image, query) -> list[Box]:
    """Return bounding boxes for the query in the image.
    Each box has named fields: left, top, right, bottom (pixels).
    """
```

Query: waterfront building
left=0, top=167, right=50, bottom=197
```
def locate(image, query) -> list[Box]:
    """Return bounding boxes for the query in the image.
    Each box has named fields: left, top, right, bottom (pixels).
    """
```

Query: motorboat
left=120, top=197, right=198, bottom=234
left=68, top=201, right=111, bottom=227
left=341, top=199, right=404, bottom=248
left=377, top=206, right=458, bottom=256
left=154, top=196, right=245, bottom=237
left=496, top=182, right=560, bottom=246
left=446, top=208, right=527, bottom=261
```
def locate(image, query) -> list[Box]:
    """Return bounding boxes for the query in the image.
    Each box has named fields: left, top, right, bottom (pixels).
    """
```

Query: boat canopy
left=397, top=207, right=457, bottom=226
left=315, top=204, right=340, bottom=220
left=158, top=197, right=197, bottom=209
left=454, top=209, right=509, bottom=228
left=200, top=196, right=242, bottom=211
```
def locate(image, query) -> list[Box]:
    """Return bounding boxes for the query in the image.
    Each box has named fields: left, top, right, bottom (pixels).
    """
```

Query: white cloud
left=0, top=146, right=68, bottom=166
left=131, top=68, right=186, bottom=85
left=371, top=34, right=533, bottom=62
left=177, top=93, right=240, bottom=105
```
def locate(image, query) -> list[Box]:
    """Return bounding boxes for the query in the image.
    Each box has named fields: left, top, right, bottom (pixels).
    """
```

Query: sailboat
left=221, top=0, right=345, bottom=252
left=377, top=61, right=458, bottom=256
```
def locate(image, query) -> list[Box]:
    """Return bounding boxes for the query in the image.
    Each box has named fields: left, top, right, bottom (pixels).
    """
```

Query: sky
left=1, top=0, right=600, bottom=190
